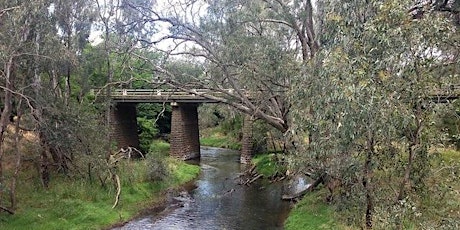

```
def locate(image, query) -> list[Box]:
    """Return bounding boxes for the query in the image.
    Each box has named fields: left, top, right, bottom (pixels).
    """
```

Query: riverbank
left=251, top=154, right=345, bottom=229
left=0, top=147, right=200, bottom=230
left=284, top=147, right=460, bottom=229
left=201, top=128, right=460, bottom=228
left=200, top=127, right=241, bottom=150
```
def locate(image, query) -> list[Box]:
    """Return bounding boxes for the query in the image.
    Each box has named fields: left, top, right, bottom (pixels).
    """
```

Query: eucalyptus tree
left=113, top=0, right=323, bottom=135
left=52, top=0, right=95, bottom=103
left=0, top=0, right=112, bottom=209
left=0, top=0, right=64, bottom=210
left=291, top=0, right=459, bottom=228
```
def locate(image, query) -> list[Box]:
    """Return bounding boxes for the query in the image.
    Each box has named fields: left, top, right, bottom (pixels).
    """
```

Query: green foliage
left=147, top=140, right=171, bottom=153
left=439, top=101, right=460, bottom=149
left=199, top=105, right=243, bottom=150
left=36, top=97, right=109, bottom=180
left=137, top=103, right=171, bottom=152
left=137, top=117, right=159, bottom=152
left=80, top=43, right=162, bottom=90
left=289, top=0, right=458, bottom=228
left=137, top=103, right=171, bottom=134
left=199, top=105, right=243, bottom=139
left=167, top=158, right=201, bottom=184
left=199, top=105, right=273, bottom=152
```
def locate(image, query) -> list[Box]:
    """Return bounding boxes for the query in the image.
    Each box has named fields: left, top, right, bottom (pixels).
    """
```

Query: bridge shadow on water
left=114, top=146, right=291, bottom=230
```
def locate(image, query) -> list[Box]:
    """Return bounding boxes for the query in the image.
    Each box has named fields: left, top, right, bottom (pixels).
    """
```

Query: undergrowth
left=0, top=140, right=200, bottom=230
left=252, top=153, right=286, bottom=178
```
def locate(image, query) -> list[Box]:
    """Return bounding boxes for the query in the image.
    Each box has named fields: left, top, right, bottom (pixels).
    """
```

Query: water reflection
left=115, top=147, right=291, bottom=230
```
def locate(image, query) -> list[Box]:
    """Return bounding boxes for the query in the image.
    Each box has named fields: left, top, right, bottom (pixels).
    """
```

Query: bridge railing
left=92, top=88, right=245, bottom=103
left=112, top=88, right=216, bottom=96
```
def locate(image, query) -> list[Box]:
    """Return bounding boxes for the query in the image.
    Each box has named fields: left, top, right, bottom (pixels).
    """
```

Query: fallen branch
left=241, top=174, right=262, bottom=186
left=112, top=174, right=121, bottom=209
left=222, top=188, right=235, bottom=196
left=248, top=174, right=262, bottom=185
left=0, top=205, right=15, bottom=215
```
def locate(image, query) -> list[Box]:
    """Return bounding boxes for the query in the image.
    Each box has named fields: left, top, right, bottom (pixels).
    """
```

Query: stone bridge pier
left=110, top=102, right=254, bottom=163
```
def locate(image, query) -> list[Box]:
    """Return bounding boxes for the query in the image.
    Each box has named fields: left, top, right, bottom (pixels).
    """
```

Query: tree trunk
left=363, top=136, right=375, bottom=229
left=397, top=144, right=414, bottom=201
left=397, top=103, right=422, bottom=201
left=39, top=134, right=50, bottom=189
left=10, top=99, right=22, bottom=210
left=0, top=57, right=14, bottom=202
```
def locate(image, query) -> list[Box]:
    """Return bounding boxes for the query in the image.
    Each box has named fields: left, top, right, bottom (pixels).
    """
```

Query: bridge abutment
left=110, top=103, right=140, bottom=150
left=240, top=115, right=254, bottom=164
left=170, top=103, right=200, bottom=160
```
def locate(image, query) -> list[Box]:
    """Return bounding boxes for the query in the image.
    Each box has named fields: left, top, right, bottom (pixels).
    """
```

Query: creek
left=114, top=147, right=292, bottom=230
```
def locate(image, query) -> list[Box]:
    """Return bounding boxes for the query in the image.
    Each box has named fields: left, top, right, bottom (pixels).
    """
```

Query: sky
left=88, top=0, right=208, bottom=51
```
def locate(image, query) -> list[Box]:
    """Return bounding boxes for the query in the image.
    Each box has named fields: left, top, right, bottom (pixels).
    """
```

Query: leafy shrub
left=137, top=117, right=159, bottom=152
left=439, top=101, right=460, bottom=149
left=145, top=151, right=169, bottom=182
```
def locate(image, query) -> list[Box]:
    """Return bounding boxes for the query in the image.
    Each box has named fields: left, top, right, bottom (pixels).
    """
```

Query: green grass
left=284, top=189, right=346, bottom=230
left=439, top=148, right=460, bottom=162
left=252, top=153, right=285, bottom=178
left=200, top=136, right=241, bottom=150
left=148, top=139, right=171, bottom=153
left=0, top=157, right=199, bottom=230
left=200, top=128, right=241, bottom=150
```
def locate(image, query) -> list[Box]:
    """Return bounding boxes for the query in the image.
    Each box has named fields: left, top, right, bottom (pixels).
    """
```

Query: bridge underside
left=110, top=102, right=254, bottom=163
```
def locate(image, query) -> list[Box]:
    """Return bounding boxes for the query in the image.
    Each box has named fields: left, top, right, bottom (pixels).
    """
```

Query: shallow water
left=114, top=147, right=291, bottom=230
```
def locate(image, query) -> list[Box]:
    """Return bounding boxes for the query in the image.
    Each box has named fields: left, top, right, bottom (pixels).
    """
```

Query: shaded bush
left=439, top=101, right=460, bottom=149
left=145, top=151, right=169, bottom=182
left=137, top=117, right=159, bottom=152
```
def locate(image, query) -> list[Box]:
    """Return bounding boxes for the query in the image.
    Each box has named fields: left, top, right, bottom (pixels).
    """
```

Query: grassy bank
left=0, top=142, right=200, bottom=230
left=250, top=153, right=344, bottom=229
left=200, top=127, right=241, bottom=150
left=284, top=189, right=346, bottom=230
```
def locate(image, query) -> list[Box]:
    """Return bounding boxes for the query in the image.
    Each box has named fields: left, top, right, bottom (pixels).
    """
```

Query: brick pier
left=240, top=115, right=254, bottom=164
left=170, top=103, right=201, bottom=160
left=110, top=103, right=140, bottom=150
left=110, top=99, right=254, bottom=162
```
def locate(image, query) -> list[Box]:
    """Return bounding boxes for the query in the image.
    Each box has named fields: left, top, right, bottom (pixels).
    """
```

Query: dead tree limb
left=0, top=205, right=14, bottom=215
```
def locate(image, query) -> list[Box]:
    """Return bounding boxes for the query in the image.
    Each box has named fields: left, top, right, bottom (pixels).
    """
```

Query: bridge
left=110, top=89, right=233, bottom=103
left=105, top=88, right=254, bottom=164
left=429, top=84, right=460, bottom=103
left=104, top=85, right=459, bottom=163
